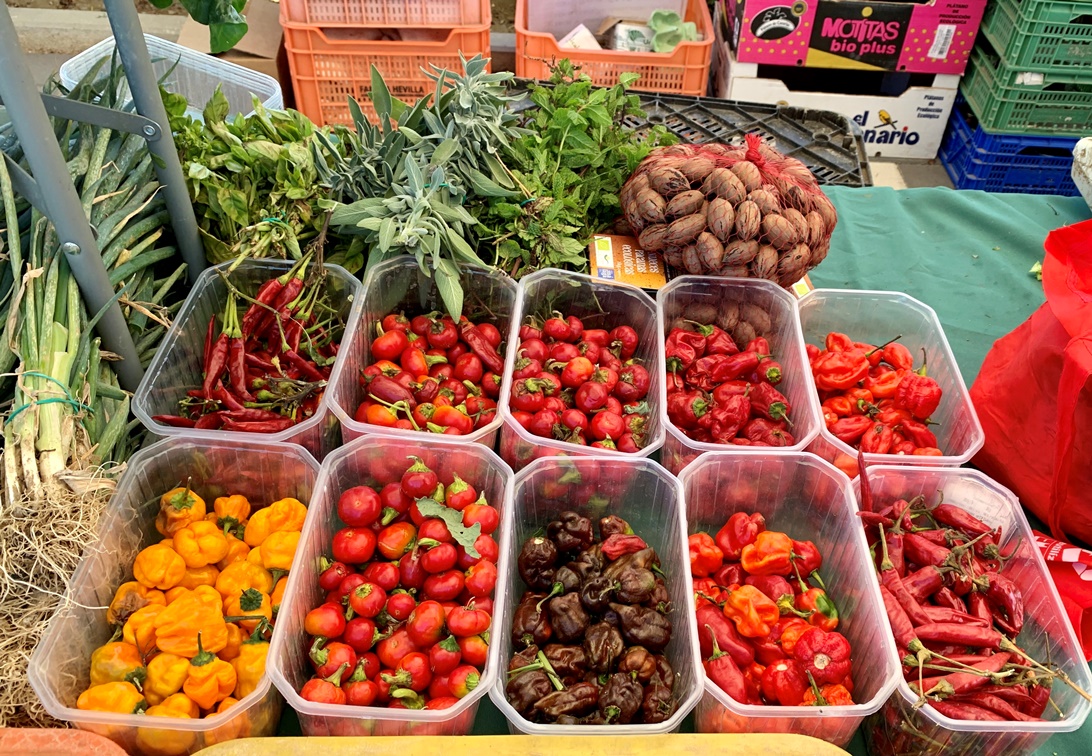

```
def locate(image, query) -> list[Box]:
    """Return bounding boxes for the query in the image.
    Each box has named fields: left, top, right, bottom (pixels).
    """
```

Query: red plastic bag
left=1035, top=531, right=1092, bottom=662
left=971, top=219, right=1092, bottom=545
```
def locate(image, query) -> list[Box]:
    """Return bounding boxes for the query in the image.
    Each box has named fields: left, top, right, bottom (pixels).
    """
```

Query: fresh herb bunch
left=476, top=61, right=676, bottom=277
left=326, top=56, right=523, bottom=318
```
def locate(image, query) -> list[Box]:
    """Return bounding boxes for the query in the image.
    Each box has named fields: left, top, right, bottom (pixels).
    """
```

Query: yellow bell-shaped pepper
left=179, top=564, right=220, bottom=590
left=259, top=530, right=299, bottom=572
left=246, top=547, right=264, bottom=565
left=243, top=498, right=306, bottom=547
left=144, top=652, right=191, bottom=706
left=133, top=544, right=187, bottom=591
left=217, top=622, right=247, bottom=662
left=123, top=603, right=166, bottom=656
left=223, top=588, right=271, bottom=633
left=77, top=681, right=146, bottom=714
left=154, top=594, right=228, bottom=658
left=135, top=704, right=196, bottom=756
left=217, top=534, right=251, bottom=570
left=182, top=633, right=237, bottom=710
left=215, top=495, right=251, bottom=528
left=89, top=642, right=146, bottom=688
left=156, top=487, right=207, bottom=537
left=205, top=697, right=250, bottom=745
left=271, top=577, right=288, bottom=615
left=107, top=582, right=167, bottom=626
left=160, top=692, right=200, bottom=718
left=231, top=635, right=269, bottom=699
left=173, top=520, right=230, bottom=569
left=215, top=561, right=273, bottom=600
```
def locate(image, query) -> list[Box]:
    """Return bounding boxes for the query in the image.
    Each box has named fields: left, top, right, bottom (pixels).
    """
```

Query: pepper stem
left=536, top=582, right=565, bottom=612
left=536, top=650, right=565, bottom=691
left=864, top=335, right=903, bottom=358
left=806, top=671, right=828, bottom=706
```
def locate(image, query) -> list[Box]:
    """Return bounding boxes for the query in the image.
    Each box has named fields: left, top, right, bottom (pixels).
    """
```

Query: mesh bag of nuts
left=619, top=134, right=837, bottom=287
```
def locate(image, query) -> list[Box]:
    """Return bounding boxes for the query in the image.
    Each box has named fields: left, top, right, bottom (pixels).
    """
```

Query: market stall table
left=265, top=185, right=1091, bottom=751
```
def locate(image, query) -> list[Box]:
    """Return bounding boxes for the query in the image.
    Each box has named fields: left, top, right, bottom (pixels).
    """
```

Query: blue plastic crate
left=940, top=101, right=1081, bottom=195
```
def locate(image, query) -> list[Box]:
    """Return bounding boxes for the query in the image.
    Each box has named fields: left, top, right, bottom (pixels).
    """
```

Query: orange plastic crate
left=282, top=22, right=491, bottom=126
left=281, top=0, right=489, bottom=29
left=515, top=0, right=713, bottom=96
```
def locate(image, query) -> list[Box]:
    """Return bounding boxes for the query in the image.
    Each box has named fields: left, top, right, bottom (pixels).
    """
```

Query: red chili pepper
left=750, top=381, right=792, bottom=423
left=918, top=652, right=1011, bottom=698
left=601, top=533, right=648, bottom=560
left=864, top=369, right=903, bottom=400
left=930, top=504, right=993, bottom=538
left=697, top=605, right=754, bottom=667
left=213, top=385, right=245, bottom=412
left=367, top=374, right=417, bottom=408
left=460, top=322, right=505, bottom=374
left=914, top=623, right=1003, bottom=649
left=859, top=422, right=894, bottom=454
left=829, top=415, right=872, bottom=444
left=932, top=587, right=967, bottom=613
left=756, top=357, right=783, bottom=385
left=715, top=512, right=766, bottom=561
left=687, top=322, right=738, bottom=356
left=796, top=588, right=839, bottom=632
left=898, top=418, right=938, bottom=449
left=904, top=533, right=952, bottom=567
left=665, top=328, right=706, bottom=373
left=761, top=658, right=809, bottom=706
left=285, top=349, right=324, bottom=382
left=882, top=342, right=914, bottom=371
left=823, top=396, right=855, bottom=418
left=194, top=412, right=224, bottom=430
left=825, top=332, right=855, bottom=353
left=812, top=350, right=869, bottom=392
left=879, top=531, right=931, bottom=626
left=667, top=390, right=709, bottom=429
left=894, top=366, right=943, bottom=420
left=921, top=606, right=989, bottom=626
left=928, top=700, right=1007, bottom=721
left=793, top=627, right=852, bottom=685
left=222, top=418, right=295, bottom=433
left=202, top=332, right=230, bottom=399
left=220, top=408, right=286, bottom=422
left=883, top=531, right=905, bottom=576
left=431, top=405, right=474, bottom=435
left=708, top=395, right=752, bottom=444
left=704, top=632, right=749, bottom=703
left=745, top=574, right=794, bottom=604
left=953, top=692, right=1038, bottom=722
left=712, top=380, right=750, bottom=405
left=791, top=540, right=822, bottom=575
left=982, top=573, right=1024, bottom=636
left=878, top=585, right=925, bottom=656
left=743, top=417, right=794, bottom=447
left=153, top=414, right=197, bottom=428
left=711, top=351, right=761, bottom=383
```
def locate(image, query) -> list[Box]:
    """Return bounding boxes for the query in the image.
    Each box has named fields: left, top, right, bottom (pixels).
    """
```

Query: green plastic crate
left=981, top=0, right=1092, bottom=71
left=961, top=45, right=1092, bottom=134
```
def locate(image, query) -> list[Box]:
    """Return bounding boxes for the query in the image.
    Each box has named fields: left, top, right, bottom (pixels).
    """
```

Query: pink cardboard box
left=719, top=0, right=986, bottom=74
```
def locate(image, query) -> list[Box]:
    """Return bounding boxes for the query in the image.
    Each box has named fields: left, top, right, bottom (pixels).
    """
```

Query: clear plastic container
left=59, top=35, right=282, bottom=120
left=328, top=257, right=518, bottom=448
left=859, top=466, right=1092, bottom=756
left=797, top=289, right=984, bottom=477
left=657, top=276, right=823, bottom=475
left=498, top=269, right=665, bottom=471
left=489, top=455, right=703, bottom=734
left=267, top=432, right=514, bottom=736
left=27, top=436, right=320, bottom=755
left=678, top=451, right=900, bottom=746
left=132, top=259, right=363, bottom=460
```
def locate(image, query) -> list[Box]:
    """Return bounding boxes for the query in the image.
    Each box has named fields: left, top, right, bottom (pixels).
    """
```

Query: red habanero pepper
left=722, top=585, right=780, bottom=638
left=761, top=658, right=809, bottom=706
left=602, top=534, right=648, bottom=560
left=665, top=328, right=706, bottom=372
left=791, top=540, right=822, bottom=575
left=714, top=563, right=747, bottom=589
left=711, top=351, right=761, bottom=383
left=793, top=628, right=852, bottom=685
left=743, top=417, right=795, bottom=447
left=882, top=342, right=914, bottom=371
left=688, top=322, right=738, bottom=355
left=460, top=322, right=505, bottom=375
left=689, top=533, right=724, bottom=577
left=744, top=575, right=794, bottom=604
left=777, top=617, right=813, bottom=655
left=741, top=531, right=794, bottom=576
left=708, top=395, right=752, bottom=444
left=829, top=415, right=872, bottom=444
left=825, top=332, right=855, bottom=353
left=796, top=588, right=839, bottom=632
left=859, top=423, right=895, bottom=454
left=715, top=513, right=766, bottom=561
left=823, top=396, right=855, bottom=418
left=865, top=369, right=903, bottom=400
left=749, top=382, right=792, bottom=423
left=894, top=364, right=943, bottom=420
left=806, top=343, right=821, bottom=362
left=812, top=350, right=869, bottom=392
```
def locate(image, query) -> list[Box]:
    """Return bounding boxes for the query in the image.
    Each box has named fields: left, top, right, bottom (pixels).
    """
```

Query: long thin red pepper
left=879, top=526, right=931, bottom=626
left=878, top=584, right=925, bottom=657
left=914, top=623, right=1003, bottom=649
left=902, top=566, right=945, bottom=602
left=953, top=692, right=1039, bottom=721
left=904, top=533, right=951, bottom=567
left=202, top=321, right=231, bottom=399
left=919, top=652, right=1011, bottom=698
left=928, top=700, right=1007, bottom=721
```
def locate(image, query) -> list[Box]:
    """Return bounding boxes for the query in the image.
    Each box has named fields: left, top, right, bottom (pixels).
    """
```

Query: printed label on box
left=809, top=1, right=911, bottom=70
left=588, top=235, right=671, bottom=289
left=928, top=24, right=956, bottom=59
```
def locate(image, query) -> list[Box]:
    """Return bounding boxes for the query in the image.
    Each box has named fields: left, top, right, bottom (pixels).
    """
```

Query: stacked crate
left=280, top=0, right=491, bottom=126
left=941, top=0, right=1091, bottom=193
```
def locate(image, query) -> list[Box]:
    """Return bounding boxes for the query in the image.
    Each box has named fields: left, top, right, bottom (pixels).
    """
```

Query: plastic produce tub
left=797, top=289, right=983, bottom=477
left=515, top=0, right=714, bottom=96
left=489, top=455, right=702, bottom=733
left=657, top=276, right=822, bottom=474
left=27, top=436, right=320, bottom=755
left=268, top=432, right=514, bottom=736
left=132, top=259, right=363, bottom=460
left=860, top=466, right=1092, bottom=756
left=498, top=269, right=665, bottom=471
left=59, top=35, right=282, bottom=121
left=679, top=451, right=900, bottom=746
left=328, top=256, right=517, bottom=448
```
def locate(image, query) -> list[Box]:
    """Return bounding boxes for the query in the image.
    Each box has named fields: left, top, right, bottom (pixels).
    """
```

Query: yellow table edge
left=195, top=733, right=851, bottom=756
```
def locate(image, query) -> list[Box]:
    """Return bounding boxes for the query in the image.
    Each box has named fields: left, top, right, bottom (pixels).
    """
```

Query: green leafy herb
left=415, top=498, right=481, bottom=558
left=147, top=0, right=248, bottom=53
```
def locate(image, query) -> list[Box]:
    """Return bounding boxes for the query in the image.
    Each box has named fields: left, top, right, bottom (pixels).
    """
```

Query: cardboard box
left=712, top=10, right=957, bottom=159
left=176, top=0, right=294, bottom=108
left=718, top=0, right=984, bottom=75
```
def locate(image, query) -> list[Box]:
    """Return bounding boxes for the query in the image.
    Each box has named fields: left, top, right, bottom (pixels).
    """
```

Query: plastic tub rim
left=864, top=464, right=1092, bottom=735
left=487, top=453, right=703, bottom=734
left=267, top=429, right=515, bottom=726
left=656, top=274, right=824, bottom=458
left=131, top=259, right=363, bottom=448
left=327, top=256, right=516, bottom=447
left=497, top=268, right=667, bottom=460
left=27, top=435, right=321, bottom=733
left=797, top=287, right=985, bottom=467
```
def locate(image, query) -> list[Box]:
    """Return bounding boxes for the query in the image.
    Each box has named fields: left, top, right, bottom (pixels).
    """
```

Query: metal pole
left=0, top=2, right=144, bottom=391
left=102, top=0, right=206, bottom=283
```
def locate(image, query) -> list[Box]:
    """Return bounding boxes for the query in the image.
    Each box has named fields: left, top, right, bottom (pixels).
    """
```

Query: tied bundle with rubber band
left=619, top=134, right=837, bottom=286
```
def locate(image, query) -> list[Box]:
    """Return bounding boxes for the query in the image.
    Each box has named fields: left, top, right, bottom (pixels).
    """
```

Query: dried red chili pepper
left=918, top=652, right=1011, bottom=698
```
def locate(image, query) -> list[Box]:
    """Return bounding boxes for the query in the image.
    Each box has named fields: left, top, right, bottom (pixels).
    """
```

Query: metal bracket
left=1, top=152, right=45, bottom=215
left=38, top=93, right=162, bottom=141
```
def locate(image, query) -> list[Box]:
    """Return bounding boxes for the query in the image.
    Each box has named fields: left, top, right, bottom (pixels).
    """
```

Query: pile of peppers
left=859, top=462, right=1090, bottom=754
left=808, top=332, right=944, bottom=460
left=665, top=321, right=796, bottom=447
left=505, top=514, right=679, bottom=725
left=78, top=487, right=301, bottom=750
left=354, top=311, right=506, bottom=436
left=297, top=456, right=499, bottom=711
left=155, top=258, right=342, bottom=433
left=689, top=513, right=856, bottom=707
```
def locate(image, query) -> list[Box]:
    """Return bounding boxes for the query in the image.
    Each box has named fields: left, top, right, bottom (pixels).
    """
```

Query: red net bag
left=619, top=134, right=838, bottom=286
